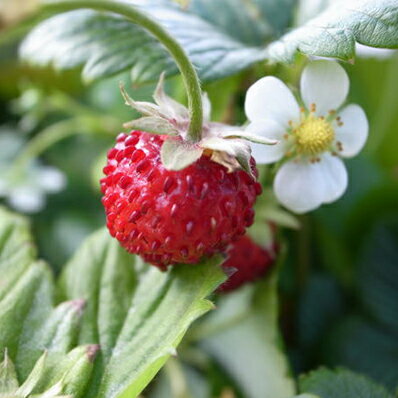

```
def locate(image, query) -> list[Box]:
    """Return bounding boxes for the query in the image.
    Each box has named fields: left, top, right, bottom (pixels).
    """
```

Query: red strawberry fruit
left=101, top=75, right=276, bottom=269
left=100, top=130, right=262, bottom=269
left=218, top=235, right=276, bottom=292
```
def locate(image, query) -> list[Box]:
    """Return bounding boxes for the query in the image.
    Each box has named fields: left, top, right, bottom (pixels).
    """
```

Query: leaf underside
left=19, top=0, right=398, bottom=83
left=268, top=0, right=398, bottom=62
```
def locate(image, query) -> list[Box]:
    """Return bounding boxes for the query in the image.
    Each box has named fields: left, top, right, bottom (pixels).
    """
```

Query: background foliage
left=0, top=0, right=397, bottom=397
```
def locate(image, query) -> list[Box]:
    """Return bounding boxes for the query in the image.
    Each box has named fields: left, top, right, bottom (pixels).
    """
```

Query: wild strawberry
left=101, top=74, right=276, bottom=268
left=100, top=130, right=262, bottom=269
left=218, top=234, right=276, bottom=292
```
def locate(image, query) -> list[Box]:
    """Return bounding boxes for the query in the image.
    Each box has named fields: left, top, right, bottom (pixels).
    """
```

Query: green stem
left=297, top=214, right=310, bottom=288
left=12, top=115, right=117, bottom=175
left=41, top=0, right=203, bottom=142
left=164, top=358, right=192, bottom=398
left=46, top=91, right=103, bottom=119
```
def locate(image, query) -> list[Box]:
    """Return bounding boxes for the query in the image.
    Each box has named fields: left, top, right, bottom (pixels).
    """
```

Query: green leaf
left=318, top=222, right=398, bottom=391
left=297, top=274, right=343, bottom=350
left=19, top=0, right=293, bottom=83
left=199, top=273, right=295, bottom=398
left=0, top=207, right=225, bottom=398
left=0, top=259, right=53, bottom=361
left=16, top=352, right=48, bottom=397
left=20, top=0, right=398, bottom=84
left=299, top=368, right=394, bottom=398
left=0, top=352, right=19, bottom=394
left=0, top=209, right=37, bottom=300
left=325, top=316, right=398, bottom=391
left=16, top=299, right=85, bottom=381
left=19, top=8, right=169, bottom=84
left=58, top=228, right=224, bottom=397
left=44, top=345, right=99, bottom=397
left=189, top=0, right=294, bottom=45
left=93, top=255, right=224, bottom=398
left=358, top=221, right=398, bottom=332
left=268, top=0, right=398, bottom=62
left=161, top=138, right=203, bottom=170
left=57, top=229, right=138, bottom=357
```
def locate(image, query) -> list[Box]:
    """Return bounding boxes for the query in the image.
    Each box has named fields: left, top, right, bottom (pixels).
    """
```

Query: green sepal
left=221, top=130, right=278, bottom=145
left=123, top=116, right=179, bottom=136
left=200, top=136, right=253, bottom=176
left=161, top=138, right=203, bottom=171
left=119, top=83, right=162, bottom=118
left=120, top=79, right=184, bottom=136
left=153, top=72, right=189, bottom=120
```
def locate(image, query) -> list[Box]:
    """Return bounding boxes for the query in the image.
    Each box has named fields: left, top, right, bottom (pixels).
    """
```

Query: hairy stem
left=41, top=0, right=203, bottom=141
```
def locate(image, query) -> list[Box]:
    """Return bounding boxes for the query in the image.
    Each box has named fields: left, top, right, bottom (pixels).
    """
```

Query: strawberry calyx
left=120, top=74, right=277, bottom=176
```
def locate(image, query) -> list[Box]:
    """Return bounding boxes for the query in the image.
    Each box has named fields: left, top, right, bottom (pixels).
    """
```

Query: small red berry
left=218, top=235, right=276, bottom=293
left=101, top=130, right=261, bottom=268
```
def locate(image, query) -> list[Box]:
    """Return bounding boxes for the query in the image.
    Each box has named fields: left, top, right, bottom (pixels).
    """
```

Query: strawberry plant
left=0, top=0, right=398, bottom=397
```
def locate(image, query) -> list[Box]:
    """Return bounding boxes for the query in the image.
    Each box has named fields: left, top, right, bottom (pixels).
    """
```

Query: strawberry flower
left=245, top=60, right=368, bottom=213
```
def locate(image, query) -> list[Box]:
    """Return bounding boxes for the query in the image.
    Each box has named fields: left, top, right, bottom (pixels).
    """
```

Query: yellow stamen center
left=294, top=116, right=334, bottom=156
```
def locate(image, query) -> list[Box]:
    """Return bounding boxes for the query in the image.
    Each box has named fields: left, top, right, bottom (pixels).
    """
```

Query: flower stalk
left=41, top=0, right=204, bottom=142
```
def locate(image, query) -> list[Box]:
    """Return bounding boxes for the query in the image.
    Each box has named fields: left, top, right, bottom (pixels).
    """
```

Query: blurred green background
left=0, top=1, right=397, bottom=396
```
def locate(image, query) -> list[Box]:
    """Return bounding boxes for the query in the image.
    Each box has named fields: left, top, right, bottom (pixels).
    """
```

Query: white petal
left=37, top=167, right=67, bottom=193
left=8, top=187, right=45, bottom=213
left=356, top=43, right=397, bottom=60
left=301, top=60, right=349, bottom=116
left=318, top=153, right=348, bottom=203
left=246, top=120, right=287, bottom=164
left=244, top=76, right=300, bottom=126
left=274, top=160, right=326, bottom=213
left=334, top=104, right=368, bottom=157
